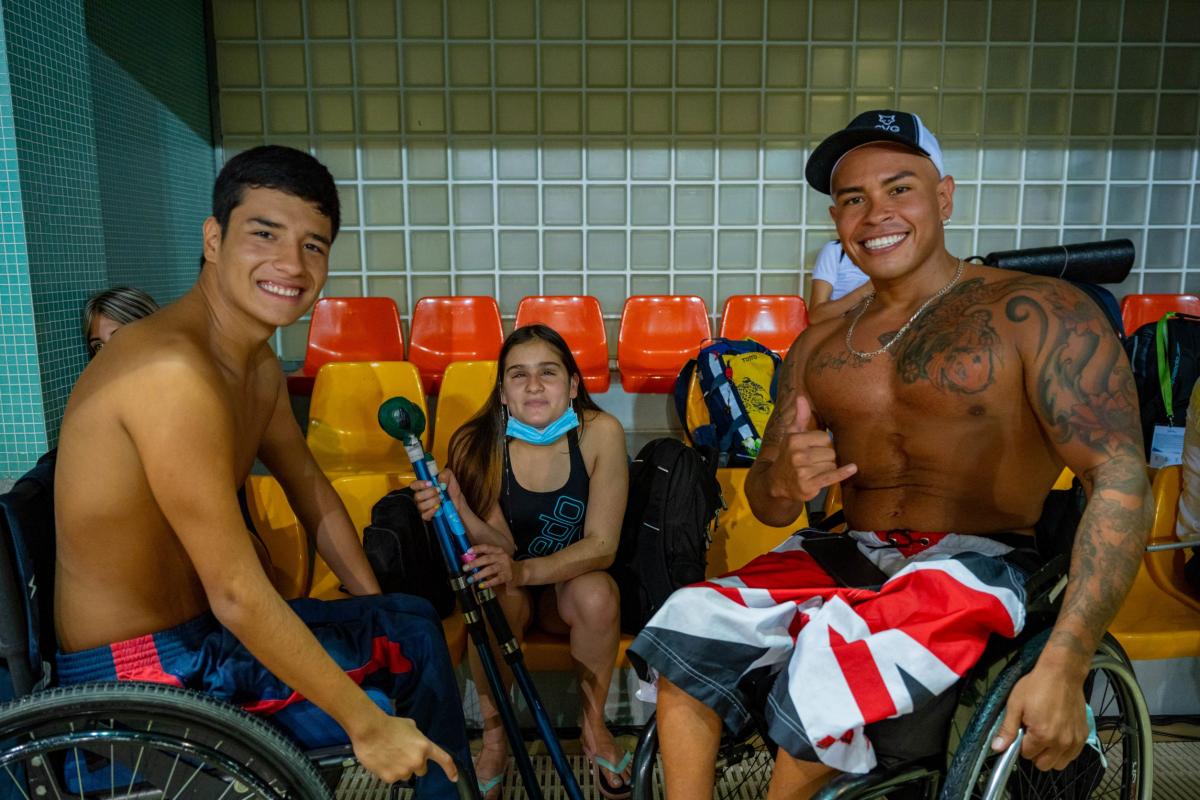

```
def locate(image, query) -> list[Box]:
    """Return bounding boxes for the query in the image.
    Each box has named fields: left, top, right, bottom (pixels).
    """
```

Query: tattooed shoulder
left=1002, top=277, right=1141, bottom=459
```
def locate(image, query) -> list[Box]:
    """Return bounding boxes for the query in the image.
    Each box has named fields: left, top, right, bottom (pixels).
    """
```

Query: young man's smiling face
left=203, top=186, right=332, bottom=330
left=828, top=141, right=954, bottom=284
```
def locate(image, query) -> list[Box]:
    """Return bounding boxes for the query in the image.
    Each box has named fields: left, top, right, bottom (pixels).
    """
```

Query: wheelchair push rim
left=941, top=636, right=1153, bottom=800
left=0, top=682, right=332, bottom=800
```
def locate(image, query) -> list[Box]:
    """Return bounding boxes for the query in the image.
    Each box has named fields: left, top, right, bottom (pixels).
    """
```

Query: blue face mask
left=505, top=406, right=579, bottom=446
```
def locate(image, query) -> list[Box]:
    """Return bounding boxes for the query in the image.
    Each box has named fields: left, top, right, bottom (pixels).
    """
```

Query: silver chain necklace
left=845, top=259, right=965, bottom=360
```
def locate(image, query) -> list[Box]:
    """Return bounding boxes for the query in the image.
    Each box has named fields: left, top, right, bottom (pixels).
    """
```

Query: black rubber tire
left=0, top=681, right=332, bottom=799
left=940, top=634, right=1152, bottom=800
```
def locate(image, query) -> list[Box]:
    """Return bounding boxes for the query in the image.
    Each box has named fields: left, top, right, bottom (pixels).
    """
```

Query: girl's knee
left=561, top=572, right=620, bottom=628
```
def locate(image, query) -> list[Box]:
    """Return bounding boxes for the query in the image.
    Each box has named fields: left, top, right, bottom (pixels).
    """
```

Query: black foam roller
left=983, top=238, right=1134, bottom=284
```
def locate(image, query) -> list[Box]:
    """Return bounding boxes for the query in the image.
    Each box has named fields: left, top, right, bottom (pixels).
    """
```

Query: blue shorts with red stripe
left=57, top=593, right=468, bottom=800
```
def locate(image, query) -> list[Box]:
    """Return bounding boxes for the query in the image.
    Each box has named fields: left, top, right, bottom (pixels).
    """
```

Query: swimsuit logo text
left=530, top=495, right=586, bottom=556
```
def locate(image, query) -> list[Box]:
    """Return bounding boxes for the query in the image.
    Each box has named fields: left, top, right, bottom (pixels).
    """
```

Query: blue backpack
left=673, top=338, right=782, bottom=467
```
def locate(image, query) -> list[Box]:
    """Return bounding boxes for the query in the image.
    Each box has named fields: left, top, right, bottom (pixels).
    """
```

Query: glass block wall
left=211, top=0, right=1200, bottom=362
left=0, top=0, right=213, bottom=477
left=87, top=0, right=215, bottom=300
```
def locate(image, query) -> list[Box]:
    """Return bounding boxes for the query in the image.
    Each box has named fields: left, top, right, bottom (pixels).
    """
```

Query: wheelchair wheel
left=0, top=682, right=331, bottom=799
left=630, top=713, right=774, bottom=800
left=941, top=635, right=1152, bottom=800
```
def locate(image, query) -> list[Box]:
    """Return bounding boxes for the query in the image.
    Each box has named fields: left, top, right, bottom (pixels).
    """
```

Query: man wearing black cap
left=629, top=110, right=1151, bottom=797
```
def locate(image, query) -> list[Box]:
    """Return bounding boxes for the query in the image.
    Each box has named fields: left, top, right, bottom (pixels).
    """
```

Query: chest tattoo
left=894, top=281, right=1003, bottom=394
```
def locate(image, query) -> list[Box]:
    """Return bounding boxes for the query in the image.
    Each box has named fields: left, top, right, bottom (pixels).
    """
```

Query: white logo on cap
left=875, top=113, right=900, bottom=132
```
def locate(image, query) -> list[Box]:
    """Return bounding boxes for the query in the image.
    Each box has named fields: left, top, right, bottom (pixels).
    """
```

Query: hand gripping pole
left=379, top=398, right=584, bottom=800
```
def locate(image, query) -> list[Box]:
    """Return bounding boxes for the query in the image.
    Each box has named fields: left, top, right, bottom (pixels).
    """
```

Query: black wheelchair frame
left=0, top=457, right=438, bottom=800
left=629, top=535, right=1154, bottom=800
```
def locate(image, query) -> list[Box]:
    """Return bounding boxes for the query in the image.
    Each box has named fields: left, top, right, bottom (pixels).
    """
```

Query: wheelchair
left=629, top=507, right=1154, bottom=800
left=0, top=456, right=369, bottom=800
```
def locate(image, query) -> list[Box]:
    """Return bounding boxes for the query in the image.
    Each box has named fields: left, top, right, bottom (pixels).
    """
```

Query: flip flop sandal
left=476, top=772, right=504, bottom=800
left=587, top=751, right=633, bottom=800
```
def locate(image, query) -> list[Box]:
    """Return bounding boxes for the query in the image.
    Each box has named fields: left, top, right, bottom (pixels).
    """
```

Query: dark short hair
left=212, top=145, right=340, bottom=240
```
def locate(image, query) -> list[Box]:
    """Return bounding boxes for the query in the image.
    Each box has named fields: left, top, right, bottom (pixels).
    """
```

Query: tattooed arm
left=995, top=279, right=1152, bottom=770
left=746, top=339, right=858, bottom=527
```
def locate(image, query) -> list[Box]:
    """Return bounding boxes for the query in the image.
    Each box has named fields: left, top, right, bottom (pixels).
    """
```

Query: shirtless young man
left=629, top=110, right=1152, bottom=798
left=54, top=146, right=469, bottom=797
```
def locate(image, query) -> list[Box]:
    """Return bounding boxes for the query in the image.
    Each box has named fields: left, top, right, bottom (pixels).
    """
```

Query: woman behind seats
left=82, top=287, right=159, bottom=358
left=413, top=324, right=630, bottom=799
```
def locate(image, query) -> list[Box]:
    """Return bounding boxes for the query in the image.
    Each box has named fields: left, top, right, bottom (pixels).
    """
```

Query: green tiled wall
left=0, top=0, right=213, bottom=477
left=2, top=0, right=107, bottom=470
left=87, top=0, right=215, bottom=300
left=0, top=9, right=47, bottom=476
left=213, top=0, right=1200, bottom=362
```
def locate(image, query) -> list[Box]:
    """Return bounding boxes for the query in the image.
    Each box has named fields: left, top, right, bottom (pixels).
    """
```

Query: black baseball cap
left=805, top=109, right=945, bottom=195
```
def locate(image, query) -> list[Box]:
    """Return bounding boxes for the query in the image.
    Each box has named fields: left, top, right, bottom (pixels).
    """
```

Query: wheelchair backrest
left=0, top=451, right=58, bottom=697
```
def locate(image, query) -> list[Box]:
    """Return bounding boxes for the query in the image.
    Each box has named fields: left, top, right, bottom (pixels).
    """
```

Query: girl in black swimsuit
left=414, top=324, right=631, bottom=799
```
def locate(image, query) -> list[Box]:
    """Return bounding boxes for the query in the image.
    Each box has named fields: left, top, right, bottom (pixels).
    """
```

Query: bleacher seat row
left=290, top=294, right=812, bottom=398
left=293, top=291, right=1198, bottom=400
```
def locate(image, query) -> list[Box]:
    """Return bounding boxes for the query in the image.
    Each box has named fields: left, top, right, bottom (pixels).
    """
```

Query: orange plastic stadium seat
left=1120, top=293, right=1200, bottom=336
left=719, top=295, right=809, bottom=357
left=515, top=295, right=611, bottom=393
left=287, top=297, right=406, bottom=396
left=617, top=296, right=711, bottom=393
left=306, top=361, right=429, bottom=478
left=523, top=631, right=637, bottom=671
left=408, top=296, right=504, bottom=395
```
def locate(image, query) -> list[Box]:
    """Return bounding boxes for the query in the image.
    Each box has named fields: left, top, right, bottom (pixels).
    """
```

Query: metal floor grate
left=336, top=741, right=1200, bottom=799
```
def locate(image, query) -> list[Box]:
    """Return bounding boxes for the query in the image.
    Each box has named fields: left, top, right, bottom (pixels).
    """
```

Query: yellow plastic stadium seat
left=309, top=472, right=466, bottom=665
left=684, top=370, right=709, bottom=437
left=306, top=361, right=429, bottom=479
left=243, top=475, right=311, bottom=600
left=1109, top=464, right=1200, bottom=660
left=309, top=472, right=409, bottom=600
left=431, top=361, right=498, bottom=469
left=709, top=468, right=801, bottom=576
left=1051, top=467, right=1074, bottom=491
left=681, top=374, right=803, bottom=573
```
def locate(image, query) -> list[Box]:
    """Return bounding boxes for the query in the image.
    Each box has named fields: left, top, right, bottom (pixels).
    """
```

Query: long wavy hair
left=448, top=324, right=603, bottom=517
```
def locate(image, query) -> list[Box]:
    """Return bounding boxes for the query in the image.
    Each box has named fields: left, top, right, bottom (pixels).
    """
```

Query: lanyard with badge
left=1149, top=312, right=1186, bottom=467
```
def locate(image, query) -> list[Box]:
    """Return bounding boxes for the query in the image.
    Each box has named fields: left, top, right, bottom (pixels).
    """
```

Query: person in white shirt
left=806, top=240, right=872, bottom=325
